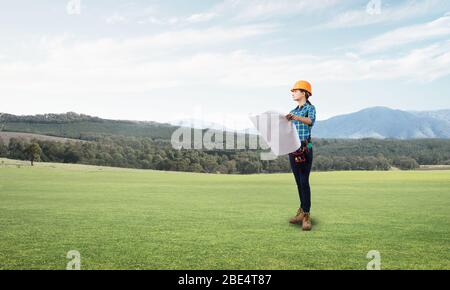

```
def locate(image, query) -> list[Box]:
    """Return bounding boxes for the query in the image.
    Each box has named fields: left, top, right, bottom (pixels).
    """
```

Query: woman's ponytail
left=305, top=91, right=312, bottom=105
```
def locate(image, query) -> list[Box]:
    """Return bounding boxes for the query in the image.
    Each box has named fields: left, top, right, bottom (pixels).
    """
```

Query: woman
left=285, top=80, right=316, bottom=231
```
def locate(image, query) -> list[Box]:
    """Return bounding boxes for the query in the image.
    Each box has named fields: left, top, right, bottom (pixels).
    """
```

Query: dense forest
left=1, top=112, right=450, bottom=173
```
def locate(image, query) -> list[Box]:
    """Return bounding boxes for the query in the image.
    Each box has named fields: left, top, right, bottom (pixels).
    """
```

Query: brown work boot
left=302, top=213, right=312, bottom=231
left=289, top=208, right=304, bottom=224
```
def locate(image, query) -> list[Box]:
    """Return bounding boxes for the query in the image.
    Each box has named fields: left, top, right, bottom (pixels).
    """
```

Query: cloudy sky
left=1, top=0, right=450, bottom=129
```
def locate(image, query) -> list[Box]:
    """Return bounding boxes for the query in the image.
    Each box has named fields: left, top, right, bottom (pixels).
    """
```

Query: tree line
left=2, top=136, right=449, bottom=173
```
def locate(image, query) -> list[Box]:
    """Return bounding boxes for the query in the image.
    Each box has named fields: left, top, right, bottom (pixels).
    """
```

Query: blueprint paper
left=249, top=111, right=301, bottom=156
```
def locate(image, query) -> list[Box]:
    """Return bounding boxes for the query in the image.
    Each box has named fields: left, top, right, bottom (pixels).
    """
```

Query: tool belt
left=289, top=139, right=310, bottom=164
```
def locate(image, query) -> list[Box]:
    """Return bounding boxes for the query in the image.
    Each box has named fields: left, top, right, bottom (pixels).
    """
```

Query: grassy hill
left=0, top=131, right=86, bottom=144
left=0, top=158, right=448, bottom=269
left=0, top=112, right=177, bottom=139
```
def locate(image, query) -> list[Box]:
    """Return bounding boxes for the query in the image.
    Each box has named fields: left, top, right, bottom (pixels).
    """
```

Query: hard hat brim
left=290, top=88, right=312, bottom=96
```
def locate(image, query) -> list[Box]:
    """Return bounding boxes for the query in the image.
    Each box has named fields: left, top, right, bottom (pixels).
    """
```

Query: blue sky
left=1, top=0, right=450, bottom=129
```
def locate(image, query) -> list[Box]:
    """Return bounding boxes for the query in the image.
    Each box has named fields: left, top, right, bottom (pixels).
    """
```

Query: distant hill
left=313, top=107, right=450, bottom=139
left=169, top=118, right=234, bottom=131
left=0, top=112, right=249, bottom=147
left=0, top=131, right=85, bottom=144
left=169, top=118, right=258, bottom=134
left=0, top=112, right=178, bottom=140
left=409, top=109, right=450, bottom=124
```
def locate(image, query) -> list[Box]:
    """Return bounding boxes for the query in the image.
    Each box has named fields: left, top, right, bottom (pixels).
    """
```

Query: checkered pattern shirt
left=290, top=102, right=316, bottom=142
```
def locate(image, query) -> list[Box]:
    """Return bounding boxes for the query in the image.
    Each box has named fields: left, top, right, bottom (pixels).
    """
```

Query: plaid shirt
left=290, top=102, right=316, bottom=142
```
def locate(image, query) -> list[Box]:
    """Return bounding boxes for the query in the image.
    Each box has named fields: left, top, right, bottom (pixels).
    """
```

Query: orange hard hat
left=291, top=80, right=312, bottom=96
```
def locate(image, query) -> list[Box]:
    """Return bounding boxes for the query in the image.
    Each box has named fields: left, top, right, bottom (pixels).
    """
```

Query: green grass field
left=0, top=158, right=449, bottom=270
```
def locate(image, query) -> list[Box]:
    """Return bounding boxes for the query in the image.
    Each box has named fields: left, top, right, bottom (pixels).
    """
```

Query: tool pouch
left=289, top=141, right=309, bottom=164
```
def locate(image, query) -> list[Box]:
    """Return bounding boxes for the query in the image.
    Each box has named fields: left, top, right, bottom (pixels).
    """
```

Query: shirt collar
left=295, top=102, right=309, bottom=110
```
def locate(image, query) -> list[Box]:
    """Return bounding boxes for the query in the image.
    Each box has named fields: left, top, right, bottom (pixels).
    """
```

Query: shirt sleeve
left=308, top=105, right=316, bottom=126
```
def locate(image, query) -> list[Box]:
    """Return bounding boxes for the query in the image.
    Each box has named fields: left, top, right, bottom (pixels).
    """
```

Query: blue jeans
left=289, top=147, right=313, bottom=213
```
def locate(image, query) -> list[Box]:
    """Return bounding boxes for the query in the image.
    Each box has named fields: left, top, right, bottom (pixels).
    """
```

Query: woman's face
left=291, top=89, right=305, bottom=101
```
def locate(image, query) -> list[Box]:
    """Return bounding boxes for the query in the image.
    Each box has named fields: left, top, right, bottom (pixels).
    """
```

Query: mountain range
left=313, top=107, right=450, bottom=139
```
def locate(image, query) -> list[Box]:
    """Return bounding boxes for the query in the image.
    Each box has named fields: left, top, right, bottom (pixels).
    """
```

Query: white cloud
left=0, top=25, right=279, bottom=96
left=186, top=13, right=217, bottom=23
left=211, top=0, right=343, bottom=21
left=214, top=41, right=450, bottom=84
left=320, top=0, right=449, bottom=29
left=137, top=13, right=216, bottom=26
left=106, top=0, right=339, bottom=27
left=1, top=32, right=450, bottom=128
left=358, top=14, right=450, bottom=54
left=105, top=12, right=128, bottom=25
left=32, top=24, right=277, bottom=62
left=137, top=17, right=164, bottom=25
left=1, top=33, right=449, bottom=101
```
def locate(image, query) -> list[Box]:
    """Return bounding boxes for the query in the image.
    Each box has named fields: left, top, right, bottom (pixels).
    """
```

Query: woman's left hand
left=286, top=113, right=295, bottom=121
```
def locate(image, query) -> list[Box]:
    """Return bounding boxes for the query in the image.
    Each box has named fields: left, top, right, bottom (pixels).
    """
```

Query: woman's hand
left=286, top=114, right=300, bottom=121
left=287, top=114, right=312, bottom=125
left=286, top=113, right=295, bottom=121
